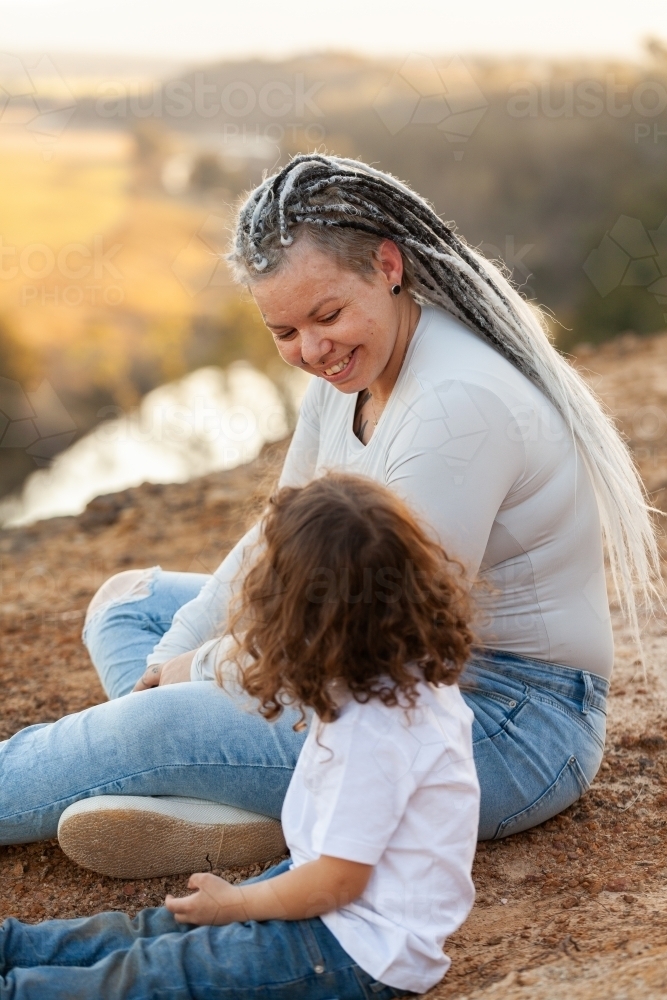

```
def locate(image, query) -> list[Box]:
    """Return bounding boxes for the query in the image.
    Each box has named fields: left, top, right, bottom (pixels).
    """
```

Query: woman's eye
left=321, top=310, right=340, bottom=323
left=277, top=330, right=297, bottom=341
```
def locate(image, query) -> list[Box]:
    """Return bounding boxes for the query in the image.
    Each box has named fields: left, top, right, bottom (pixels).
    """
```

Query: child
left=0, top=473, right=480, bottom=999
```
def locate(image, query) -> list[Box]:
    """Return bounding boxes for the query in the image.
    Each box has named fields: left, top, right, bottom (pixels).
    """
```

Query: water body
left=0, top=363, right=309, bottom=528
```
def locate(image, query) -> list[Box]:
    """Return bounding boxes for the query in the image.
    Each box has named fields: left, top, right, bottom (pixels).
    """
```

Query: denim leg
left=0, top=908, right=182, bottom=973
left=0, top=867, right=296, bottom=975
left=461, top=650, right=608, bottom=840
left=83, top=569, right=211, bottom=699
left=0, top=908, right=400, bottom=1000
left=0, top=684, right=306, bottom=844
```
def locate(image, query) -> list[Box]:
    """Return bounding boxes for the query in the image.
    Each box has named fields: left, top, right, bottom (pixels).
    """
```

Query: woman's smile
left=320, top=347, right=358, bottom=383
left=250, top=240, right=416, bottom=398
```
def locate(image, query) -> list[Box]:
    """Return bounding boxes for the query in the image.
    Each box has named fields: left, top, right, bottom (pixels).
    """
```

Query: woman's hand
left=132, top=650, right=198, bottom=692
left=165, top=873, right=246, bottom=926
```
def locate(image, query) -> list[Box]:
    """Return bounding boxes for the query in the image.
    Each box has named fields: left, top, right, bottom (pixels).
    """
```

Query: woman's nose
left=300, top=331, right=334, bottom=367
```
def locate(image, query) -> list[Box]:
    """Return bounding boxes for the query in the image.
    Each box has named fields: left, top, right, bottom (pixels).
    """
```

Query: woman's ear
left=373, top=239, right=404, bottom=288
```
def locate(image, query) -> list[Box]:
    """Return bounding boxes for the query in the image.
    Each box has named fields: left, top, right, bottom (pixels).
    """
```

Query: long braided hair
left=229, top=153, right=660, bottom=642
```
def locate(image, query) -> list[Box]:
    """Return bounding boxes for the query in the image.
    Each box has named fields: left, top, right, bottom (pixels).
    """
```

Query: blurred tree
left=646, top=36, right=667, bottom=64
left=188, top=293, right=275, bottom=373
left=0, top=317, right=35, bottom=384
left=565, top=287, right=665, bottom=349
left=190, top=153, right=228, bottom=193
left=0, top=316, right=44, bottom=499
left=132, top=121, right=173, bottom=192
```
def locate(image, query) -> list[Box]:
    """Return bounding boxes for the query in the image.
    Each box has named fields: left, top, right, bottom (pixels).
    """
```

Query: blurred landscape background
left=1, top=33, right=667, bottom=516
left=4, top=10, right=667, bottom=994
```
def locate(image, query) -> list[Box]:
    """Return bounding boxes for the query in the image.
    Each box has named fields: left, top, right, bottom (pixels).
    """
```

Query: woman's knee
left=85, top=568, right=158, bottom=626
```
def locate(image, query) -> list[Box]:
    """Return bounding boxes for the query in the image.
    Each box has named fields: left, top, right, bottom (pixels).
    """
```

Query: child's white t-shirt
left=281, top=681, right=480, bottom=994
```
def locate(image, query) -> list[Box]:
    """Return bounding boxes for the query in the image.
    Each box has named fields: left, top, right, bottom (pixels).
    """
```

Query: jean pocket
left=493, top=754, right=591, bottom=839
left=460, top=685, right=527, bottom=741
left=353, top=966, right=417, bottom=998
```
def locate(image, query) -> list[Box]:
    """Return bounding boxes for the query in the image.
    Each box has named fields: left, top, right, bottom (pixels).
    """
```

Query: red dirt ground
left=3, top=336, right=667, bottom=998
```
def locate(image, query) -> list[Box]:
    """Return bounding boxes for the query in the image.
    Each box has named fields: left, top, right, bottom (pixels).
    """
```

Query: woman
left=0, top=155, right=657, bottom=876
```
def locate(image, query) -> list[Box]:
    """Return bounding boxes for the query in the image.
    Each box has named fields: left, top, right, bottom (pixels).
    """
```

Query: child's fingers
left=165, top=888, right=220, bottom=925
left=167, top=898, right=199, bottom=925
left=165, top=891, right=199, bottom=914
left=166, top=876, right=235, bottom=926
left=188, top=872, right=222, bottom=894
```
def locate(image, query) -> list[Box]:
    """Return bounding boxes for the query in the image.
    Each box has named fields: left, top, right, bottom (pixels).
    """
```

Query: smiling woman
left=251, top=236, right=421, bottom=444
left=0, top=155, right=659, bottom=888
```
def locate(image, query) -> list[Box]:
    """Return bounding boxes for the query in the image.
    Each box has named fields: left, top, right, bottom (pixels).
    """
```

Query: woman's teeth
left=324, top=354, right=352, bottom=376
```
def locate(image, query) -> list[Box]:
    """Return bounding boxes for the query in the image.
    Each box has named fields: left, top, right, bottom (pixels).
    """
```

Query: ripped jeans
left=0, top=568, right=608, bottom=844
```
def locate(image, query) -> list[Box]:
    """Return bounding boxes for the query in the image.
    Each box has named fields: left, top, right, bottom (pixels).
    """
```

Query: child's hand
left=165, top=873, right=246, bottom=926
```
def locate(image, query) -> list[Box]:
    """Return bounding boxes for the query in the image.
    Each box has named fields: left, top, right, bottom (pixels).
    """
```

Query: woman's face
left=250, top=238, right=406, bottom=394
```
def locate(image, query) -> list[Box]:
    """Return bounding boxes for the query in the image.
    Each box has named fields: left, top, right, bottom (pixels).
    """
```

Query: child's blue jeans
left=0, top=860, right=410, bottom=999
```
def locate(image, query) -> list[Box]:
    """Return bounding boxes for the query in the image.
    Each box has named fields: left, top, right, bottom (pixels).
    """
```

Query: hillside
left=3, top=337, right=667, bottom=997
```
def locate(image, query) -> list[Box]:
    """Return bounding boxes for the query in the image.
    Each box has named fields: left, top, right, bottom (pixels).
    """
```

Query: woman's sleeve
left=146, top=378, right=320, bottom=666
left=386, top=380, right=526, bottom=580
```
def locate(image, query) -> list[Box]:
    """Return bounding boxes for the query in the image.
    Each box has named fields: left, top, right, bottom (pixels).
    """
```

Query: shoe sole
left=57, top=795, right=287, bottom=878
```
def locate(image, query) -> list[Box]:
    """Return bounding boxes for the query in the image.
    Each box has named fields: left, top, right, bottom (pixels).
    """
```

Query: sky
left=0, top=0, right=665, bottom=63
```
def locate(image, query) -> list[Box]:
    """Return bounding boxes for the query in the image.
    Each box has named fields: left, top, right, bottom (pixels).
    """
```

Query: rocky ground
left=3, top=334, right=667, bottom=998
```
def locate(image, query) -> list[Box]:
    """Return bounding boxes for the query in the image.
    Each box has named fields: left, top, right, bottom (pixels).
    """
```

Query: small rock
left=122, top=883, right=136, bottom=896
left=518, top=970, right=539, bottom=986
left=80, top=495, right=125, bottom=531
left=486, top=935, right=503, bottom=946
left=605, top=879, right=631, bottom=893
left=561, top=895, right=579, bottom=909
left=639, top=734, right=667, bottom=750
left=623, top=894, right=637, bottom=904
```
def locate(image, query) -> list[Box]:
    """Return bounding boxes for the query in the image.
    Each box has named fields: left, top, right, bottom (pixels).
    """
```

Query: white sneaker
left=57, top=795, right=287, bottom=878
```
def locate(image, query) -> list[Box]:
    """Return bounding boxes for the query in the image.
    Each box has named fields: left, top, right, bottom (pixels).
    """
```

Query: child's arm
left=164, top=855, right=372, bottom=926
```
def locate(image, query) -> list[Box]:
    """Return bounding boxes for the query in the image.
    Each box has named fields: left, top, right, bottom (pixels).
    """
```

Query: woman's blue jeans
left=0, top=568, right=608, bottom=845
left=0, top=859, right=410, bottom=999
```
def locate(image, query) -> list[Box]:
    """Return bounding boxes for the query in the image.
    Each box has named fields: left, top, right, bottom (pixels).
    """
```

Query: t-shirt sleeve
left=146, top=380, right=321, bottom=667
left=385, top=379, right=526, bottom=581
left=146, top=522, right=262, bottom=665
left=278, top=375, right=320, bottom=488
left=306, top=709, right=424, bottom=865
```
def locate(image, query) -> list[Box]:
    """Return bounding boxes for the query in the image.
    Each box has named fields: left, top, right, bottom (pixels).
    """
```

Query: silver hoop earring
left=391, top=283, right=401, bottom=295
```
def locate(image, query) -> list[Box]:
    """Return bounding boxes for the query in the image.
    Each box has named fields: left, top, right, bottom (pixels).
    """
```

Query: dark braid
left=231, top=154, right=535, bottom=380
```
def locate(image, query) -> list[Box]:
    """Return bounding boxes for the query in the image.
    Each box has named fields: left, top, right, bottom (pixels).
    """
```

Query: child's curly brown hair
left=223, top=473, right=474, bottom=726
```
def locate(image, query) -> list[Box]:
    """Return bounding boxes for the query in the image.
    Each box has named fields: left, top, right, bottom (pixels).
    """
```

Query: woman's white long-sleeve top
left=149, top=305, right=614, bottom=679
